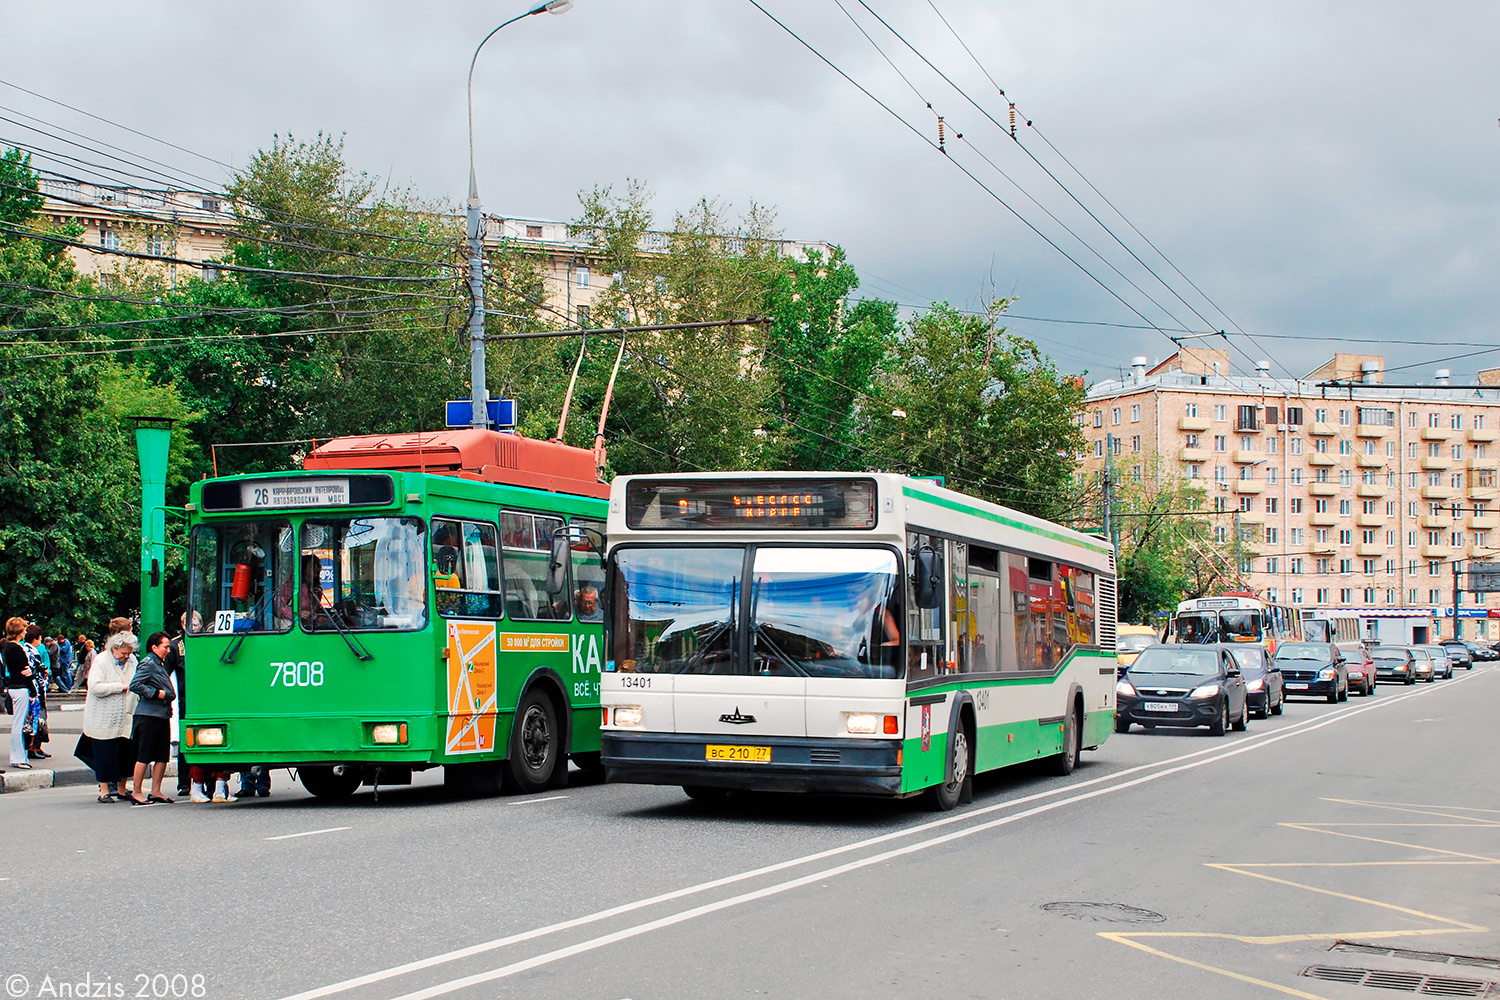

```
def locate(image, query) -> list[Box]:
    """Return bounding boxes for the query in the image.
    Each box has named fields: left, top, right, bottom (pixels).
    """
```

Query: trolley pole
left=1454, top=560, right=1463, bottom=640
left=464, top=1, right=574, bottom=430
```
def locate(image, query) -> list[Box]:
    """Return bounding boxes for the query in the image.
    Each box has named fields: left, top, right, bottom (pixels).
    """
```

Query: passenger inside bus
left=575, top=583, right=603, bottom=623
left=298, top=554, right=331, bottom=628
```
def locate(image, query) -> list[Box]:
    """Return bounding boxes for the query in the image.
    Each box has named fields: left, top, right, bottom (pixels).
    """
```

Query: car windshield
left=1229, top=648, right=1265, bottom=672
left=1410, top=648, right=1432, bottom=660
left=1275, top=643, right=1328, bottom=661
left=1370, top=648, right=1407, bottom=662
left=1117, top=634, right=1155, bottom=653
left=1128, top=646, right=1219, bottom=675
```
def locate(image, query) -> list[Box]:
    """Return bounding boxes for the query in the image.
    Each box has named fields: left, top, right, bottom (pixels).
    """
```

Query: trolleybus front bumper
left=602, top=732, right=903, bottom=796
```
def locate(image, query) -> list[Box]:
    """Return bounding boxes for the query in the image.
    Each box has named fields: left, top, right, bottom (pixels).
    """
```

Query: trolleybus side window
left=299, top=517, right=427, bottom=632
left=966, top=545, right=1002, bottom=673
left=501, top=512, right=570, bottom=621
left=188, top=520, right=294, bottom=635
left=906, top=532, right=946, bottom=680
left=568, top=518, right=607, bottom=623
left=431, top=517, right=502, bottom=619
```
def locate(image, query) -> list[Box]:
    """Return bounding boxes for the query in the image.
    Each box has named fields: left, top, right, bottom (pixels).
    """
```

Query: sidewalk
left=2, top=692, right=177, bottom=793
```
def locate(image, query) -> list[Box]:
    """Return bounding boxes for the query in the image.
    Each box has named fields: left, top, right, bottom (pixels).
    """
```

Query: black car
left=1116, top=644, right=1249, bottom=736
left=1370, top=646, right=1417, bottom=684
left=1226, top=645, right=1284, bottom=718
left=1271, top=641, right=1348, bottom=703
left=1468, top=641, right=1498, bottom=663
left=1441, top=640, right=1475, bottom=670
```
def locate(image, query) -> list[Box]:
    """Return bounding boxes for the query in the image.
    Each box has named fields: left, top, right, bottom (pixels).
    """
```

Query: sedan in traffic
left=1336, top=640, right=1376, bottom=696
left=1407, top=646, right=1437, bottom=682
left=1441, top=640, right=1474, bottom=671
left=1116, top=644, right=1249, bottom=736
left=1271, top=641, right=1349, bottom=703
left=1371, top=646, right=1418, bottom=684
left=1226, top=644, right=1284, bottom=718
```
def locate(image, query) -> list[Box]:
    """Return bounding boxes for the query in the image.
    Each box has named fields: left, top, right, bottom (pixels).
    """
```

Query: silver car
left=1406, top=646, right=1439, bottom=682
left=1414, top=644, right=1453, bottom=680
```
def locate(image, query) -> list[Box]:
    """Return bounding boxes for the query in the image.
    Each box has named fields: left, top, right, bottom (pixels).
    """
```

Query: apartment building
left=1082, top=349, right=1500, bottom=639
left=37, top=180, right=832, bottom=318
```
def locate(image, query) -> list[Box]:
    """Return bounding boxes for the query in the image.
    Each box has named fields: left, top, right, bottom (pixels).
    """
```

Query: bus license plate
left=706, top=744, right=771, bottom=763
left=1142, top=702, right=1177, bottom=713
left=1285, top=683, right=1308, bottom=690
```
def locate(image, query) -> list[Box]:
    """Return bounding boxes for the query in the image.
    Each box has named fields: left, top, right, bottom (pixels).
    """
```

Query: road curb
left=0, top=761, right=177, bottom=793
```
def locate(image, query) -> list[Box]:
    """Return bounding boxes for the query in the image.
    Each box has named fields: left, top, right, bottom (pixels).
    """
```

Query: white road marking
left=507, top=795, right=568, bottom=806
left=265, top=826, right=351, bottom=842
left=278, top=672, right=1481, bottom=1000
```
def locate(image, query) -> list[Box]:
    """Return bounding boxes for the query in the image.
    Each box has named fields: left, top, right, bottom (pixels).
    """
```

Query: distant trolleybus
left=598, top=473, right=1118, bottom=810
left=181, top=429, right=609, bottom=799
left=1169, top=594, right=1300, bottom=652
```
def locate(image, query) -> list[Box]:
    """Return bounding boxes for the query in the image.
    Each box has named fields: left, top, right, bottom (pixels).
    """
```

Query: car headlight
left=612, top=705, right=643, bottom=728
left=1116, top=680, right=1137, bottom=697
left=1318, top=667, right=1337, bottom=680
left=1189, top=683, right=1220, bottom=699
left=1245, top=678, right=1264, bottom=691
left=1396, top=664, right=1408, bottom=671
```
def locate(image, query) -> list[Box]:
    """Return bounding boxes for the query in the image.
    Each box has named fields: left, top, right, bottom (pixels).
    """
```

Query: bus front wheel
left=505, top=688, right=561, bottom=794
left=299, top=765, right=362, bottom=800
left=926, top=724, right=971, bottom=811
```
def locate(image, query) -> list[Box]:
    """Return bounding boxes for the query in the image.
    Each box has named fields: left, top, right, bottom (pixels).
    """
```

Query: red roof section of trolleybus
left=302, top=429, right=609, bottom=499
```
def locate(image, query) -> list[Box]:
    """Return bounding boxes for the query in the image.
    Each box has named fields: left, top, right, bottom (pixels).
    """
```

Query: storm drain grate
left=1332, top=943, right=1500, bottom=973
left=1300, top=965, right=1494, bottom=996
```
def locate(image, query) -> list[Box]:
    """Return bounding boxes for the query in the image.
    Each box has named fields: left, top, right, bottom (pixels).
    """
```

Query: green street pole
left=133, top=417, right=173, bottom=639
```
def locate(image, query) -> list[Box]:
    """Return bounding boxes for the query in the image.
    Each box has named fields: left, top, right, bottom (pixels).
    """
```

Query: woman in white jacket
left=84, top=632, right=138, bottom=802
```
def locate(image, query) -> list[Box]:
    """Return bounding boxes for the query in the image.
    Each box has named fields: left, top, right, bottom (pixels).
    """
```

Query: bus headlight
left=613, top=705, right=643, bottom=728
left=845, top=712, right=878, bottom=735
left=194, top=726, right=225, bottom=747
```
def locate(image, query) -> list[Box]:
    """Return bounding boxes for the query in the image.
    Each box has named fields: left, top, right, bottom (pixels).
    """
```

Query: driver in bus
left=298, top=554, right=332, bottom=628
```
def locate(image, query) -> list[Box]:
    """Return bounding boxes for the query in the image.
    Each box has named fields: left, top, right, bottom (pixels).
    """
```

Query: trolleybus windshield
left=188, top=519, right=294, bottom=635
left=610, top=546, right=903, bottom=678
left=1174, top=609, right=1263, bottom=643
left=299, top=517, right=428, bottom=632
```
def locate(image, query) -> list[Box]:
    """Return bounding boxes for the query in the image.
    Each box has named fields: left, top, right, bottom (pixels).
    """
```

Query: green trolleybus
left=181, top=429, right=610, bottom=799
left=599, top=472, right=1118, bottom=810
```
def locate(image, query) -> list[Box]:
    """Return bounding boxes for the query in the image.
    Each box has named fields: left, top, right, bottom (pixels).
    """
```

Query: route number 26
left=270, top=661, right=324, bottom=687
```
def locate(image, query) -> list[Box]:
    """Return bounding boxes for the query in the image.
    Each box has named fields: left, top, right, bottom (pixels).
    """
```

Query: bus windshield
left=300, top=517, right=428, bottom=632
left=610, top=546, right=903, bottom=678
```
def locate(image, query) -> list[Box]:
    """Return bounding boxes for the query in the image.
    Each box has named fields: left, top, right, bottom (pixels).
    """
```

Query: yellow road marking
left=1280, top=823, right=1500, bottom=863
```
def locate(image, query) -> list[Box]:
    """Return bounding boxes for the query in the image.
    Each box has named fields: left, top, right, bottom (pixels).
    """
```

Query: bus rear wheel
left=504, top=688, right=561, bottom=794
left=299, top=765, right=362, bottom=800
left=1050, top=705, right=1080, bottom=775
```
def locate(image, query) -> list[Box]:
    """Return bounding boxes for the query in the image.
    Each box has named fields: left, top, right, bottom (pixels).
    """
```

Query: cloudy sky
left=3, top=1, right=1497, bottom=383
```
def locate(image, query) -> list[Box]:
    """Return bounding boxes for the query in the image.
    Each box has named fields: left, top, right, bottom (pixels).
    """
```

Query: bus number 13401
left=270, top=661, right=324, bottom=687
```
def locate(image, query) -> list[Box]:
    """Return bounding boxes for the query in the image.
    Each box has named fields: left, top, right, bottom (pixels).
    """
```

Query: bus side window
left=1028, top=557, right=1055, bottom=670
left=906, top=532, right=945, bottom=680
left=967, top=546, right=1001, bottom=673
left=948, top=539, right=968, bottom=674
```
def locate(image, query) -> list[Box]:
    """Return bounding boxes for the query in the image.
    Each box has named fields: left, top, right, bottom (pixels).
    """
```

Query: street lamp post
left=465, top=0, right=573, bottom=429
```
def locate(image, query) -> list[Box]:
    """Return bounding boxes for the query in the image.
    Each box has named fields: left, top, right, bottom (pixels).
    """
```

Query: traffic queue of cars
left=1115, top=630, right=1489, bottom=736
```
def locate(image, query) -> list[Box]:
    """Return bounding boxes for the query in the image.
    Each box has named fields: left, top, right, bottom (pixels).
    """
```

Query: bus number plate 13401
left=705, top=744, right=771, bottom=763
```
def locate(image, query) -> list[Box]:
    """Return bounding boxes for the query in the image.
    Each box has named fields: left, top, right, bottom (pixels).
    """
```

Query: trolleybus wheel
left=682, top=785, right=730, bottom=801
left=299, top=765, right=362, bottom=801
left=927, top=723, right=971, bottom=811
left=504, top=688, right=560, bottom=794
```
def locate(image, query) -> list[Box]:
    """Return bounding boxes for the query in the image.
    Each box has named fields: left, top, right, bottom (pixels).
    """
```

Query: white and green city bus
left=598, top=473, right=1118, bottom=810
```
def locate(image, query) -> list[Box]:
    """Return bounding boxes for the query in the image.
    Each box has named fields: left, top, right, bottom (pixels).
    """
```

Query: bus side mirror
left=912, top=546, right=941, bottom=609
left=546, top=533, right=570, bottom=596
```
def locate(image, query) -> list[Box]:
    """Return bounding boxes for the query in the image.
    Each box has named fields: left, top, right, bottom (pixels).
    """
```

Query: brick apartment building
left=1082, top=349, right=1500, bottom=639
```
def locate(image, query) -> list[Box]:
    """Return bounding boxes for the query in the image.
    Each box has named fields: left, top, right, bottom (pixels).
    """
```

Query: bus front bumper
left=602, top=732, right=903, bottom=796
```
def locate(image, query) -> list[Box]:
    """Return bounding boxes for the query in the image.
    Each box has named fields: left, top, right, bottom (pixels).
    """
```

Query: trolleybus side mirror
left=912, top=546, right=941, bottom=610
left=546, top=532, right=570, bottom=596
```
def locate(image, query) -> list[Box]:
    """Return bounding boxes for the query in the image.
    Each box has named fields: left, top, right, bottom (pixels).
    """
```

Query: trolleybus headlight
left=1189, top=683, right=1220, bottom=700
left=194, top=726, right=225, bottom=747
left=1116, top=680, right=1136, bottom=697
left=845, top=712, right=878, bottom=735
left=371, top=723, right=406, bottom=745
left=614, top=705, right=643, bottom=728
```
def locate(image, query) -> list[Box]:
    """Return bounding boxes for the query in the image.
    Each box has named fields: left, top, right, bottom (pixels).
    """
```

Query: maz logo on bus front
left=269, top=661, right=324, bottom=687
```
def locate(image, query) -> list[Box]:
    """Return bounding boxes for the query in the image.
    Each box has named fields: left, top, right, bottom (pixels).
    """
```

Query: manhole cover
left=1040, top=901, right=1166, bottom=924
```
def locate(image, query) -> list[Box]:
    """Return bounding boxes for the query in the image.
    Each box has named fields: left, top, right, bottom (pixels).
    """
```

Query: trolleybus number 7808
left=270, top=661, right=325, bottom=687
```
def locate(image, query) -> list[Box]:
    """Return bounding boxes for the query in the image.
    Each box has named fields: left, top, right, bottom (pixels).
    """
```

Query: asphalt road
left=6, top=667, right=1500, bottom=1000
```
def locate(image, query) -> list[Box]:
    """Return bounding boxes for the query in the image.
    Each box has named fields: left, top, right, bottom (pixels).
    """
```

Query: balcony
left=1468, top=457, right=1499, bottom=471
left=1232, top=449, right=1264, bottom=464
left=1309, top=512, right=1340, bottom=527
left=1235, top=510, right=1265, bottom=525
left=1178, top=415, right=1212, bottom=432
left=1307, top=481, right=1339, bottom=496
left=1355, top=513, right=1385, bottom=527
left=1421, top=484, right=1456, bottom=499
left=1357, top=483, right=1387, bottom=498
left=1422, top=544, right=1453, bottom=559
left=1355, top=423, right=1390, bottom=438
left=1420, top=514, right=1453, bottom=529
left=1309, top=452, right=1338, bottom=467
left=1470, top=515, right=1498, bottom=531
left=1469, top=427, right=1498, bottom=443
left=1356, top=543, right=1386, bottom=557
left=1235, top=419, right=1264, bottom=434
left=1178, top=447, right=1209, bottom=463
left=1232, top=480, right=1263, bottom=495
left=1471, top=485, right=1499, bottom=501
left=1356, top=454, right=1385, bottom=468
left=1309, top=539, right=1337, bottom=555
left=1308, top=422, right=1337, bottom=437
left=1421, top=456, right=1452, bottom=470
left=1421, top=427, right=1451, bottom=441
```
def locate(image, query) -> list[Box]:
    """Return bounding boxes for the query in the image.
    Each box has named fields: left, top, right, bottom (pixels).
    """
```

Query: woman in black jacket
left=3, top=617, right=35, bottom=771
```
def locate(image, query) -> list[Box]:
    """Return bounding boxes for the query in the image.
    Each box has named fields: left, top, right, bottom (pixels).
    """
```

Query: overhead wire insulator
left=937, top=116, right=945, bottom=152
left=1009, top=103, right=1016, bottom=138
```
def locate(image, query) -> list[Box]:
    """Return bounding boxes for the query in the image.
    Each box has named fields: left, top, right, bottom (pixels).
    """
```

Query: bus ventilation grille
left=1096, top=575, right=1118, bottom=653
left=1299, top=965, right=1496, bottom=996
left=809, top=749, right=841, bottom=764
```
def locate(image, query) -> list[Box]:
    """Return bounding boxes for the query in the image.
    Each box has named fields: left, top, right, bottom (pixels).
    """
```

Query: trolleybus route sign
left=240, top=478, right=349, bottom=509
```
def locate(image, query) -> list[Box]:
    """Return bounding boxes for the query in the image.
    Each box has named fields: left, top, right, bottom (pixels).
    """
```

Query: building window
left=1430, top=413, right=1442, bottom=428
left=1268, top=467, right=1279, bottom=483
left=1290, top=468, right=1303, bottom=484
left=1409, top=442, right=1419, bottom=459
left=1429, top=442, right=1442, bottom=457
left=1362, top=558, right=1376, bottom=573
left=1316, top=468, right=1330, bottom=483
left=1428, top=530, right=1443, bottom=545
left=1316, top=588, right=1329, bottom=603
left=1339, top=530, right=1353, bottom=546
left=1238, top=406, right=1258, bottom=431
left=1240, top=496, right=1253, bottom=512
left=1430, top=589, right=1442, bottom=604
left=1268, top=588, right=1279, bottom=602
left=201, top=197, right=220, bottom=212
left=1316, top=558, right=1330, bottom=574
left=1214, top=495, right=1227, bottom=512
left=1093, top=411, right=1103, bottom=428
left=1363, top=440, right=1376, bottom=455
left=1386, top=501, right=1396, bottom=515
left=1185, top=433, right=1199, bottom=448
left=1239, top=466, right=1253, bottom=481
left=1362, top=530, right=1375, bottom=544
left=1429, top=560, right=1440, bottom=575
left=576, top=266, right=591, bottom=288
left=1386, top=441, right=1396, bottom=457
left=576, top=305, right=590, bottom=328
left=1215, top=525, right=1228, bottom=543
left=1286, top=407, right=1303, bottom=426
left=1291, top=558, right=1303, bottom=574
left=1267, top=437, right=1278, bottom=455
left=1339, top=499, right=1352, bottom=515
left=1409, top=588, right=1419, bottom=603
left=1386, top=531, right=1395, bottom=545
left=1289, top=498, right=1303, bottom=514
left=1240, top=435, right=1252, bottom=450
left=1214, top=435, right=1227, bottom=452
left=1315, top=438, right=1328, bottom=453
left=1453, top=414, right=1464, bottom=430
left=1316, top=529, right=1329, bottom=544
left=1315, top=408, right=1327, bottom=423
left=1131, top=465, right=1142, bottom=482
left=100, top=228, right=119, bottom=250
left=1291, top=528, right=1304, bottom=545
left=1340, top=588, right=1352, bottom=603
left=1187, top=464, right=1201, bottom=479
left=1479, top=415, right=1487, bottom=430
left=1131, top=435, right=1141, bottom=453
left=1267, top=557, right=1279, bottom=574
left=1214, top=465, right=1227, bottom=482
left=1362, top=500, right=1376, bottom=514
left=1453, top=444, right=1464, bottom=460
left=1292, top=587, right=1305, bottom=603
left=1093, top=440, right=1103, bottom=458
left=1130, top=404, right=1140, bottom=422
left=1339, top=409, right=1351, bottom=426
left=1265, top=527, right=1278, bottom=545
left=1266, top=497, right=1278, bottom=514
left=1212, top=404, right=1226, bottom=421
left=525, top=224, right=543, bottom=238
left=144, top=232, right=164, bottom=256
left=1315, top=499, right=1329, bottom=514
left=1185, top=402, right=1198, bottom=417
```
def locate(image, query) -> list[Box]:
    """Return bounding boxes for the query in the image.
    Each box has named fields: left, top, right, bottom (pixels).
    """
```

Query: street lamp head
left=532, top=0, right=573, bottom=13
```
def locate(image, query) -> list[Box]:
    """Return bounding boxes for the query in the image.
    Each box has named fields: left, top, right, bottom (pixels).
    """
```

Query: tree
left=860, top=301, right=1087, bottom=521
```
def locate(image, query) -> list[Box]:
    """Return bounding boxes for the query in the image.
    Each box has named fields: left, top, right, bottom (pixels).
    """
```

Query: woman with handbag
left=3, top=617, right=33, bottom=771
left=82, top=632, right=138, bottom=802
left=23, top=625, right=50, bottom=760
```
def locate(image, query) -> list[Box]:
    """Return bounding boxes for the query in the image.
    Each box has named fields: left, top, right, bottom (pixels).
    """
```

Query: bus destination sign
left=626, top=478, right=877, bottom=530
left=241, top=478, right=350, bottom=509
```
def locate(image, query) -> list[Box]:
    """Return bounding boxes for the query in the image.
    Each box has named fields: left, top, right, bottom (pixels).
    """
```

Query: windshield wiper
left=321, top=604, right=374, bottom=661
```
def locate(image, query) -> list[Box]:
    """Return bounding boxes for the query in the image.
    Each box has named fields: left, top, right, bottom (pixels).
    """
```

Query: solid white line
left=265, top=826, right=351, bottom=842
left=507, top=795, right=567, bottom=806
left=275, top=671, right=1480, bottom=1000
